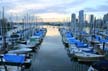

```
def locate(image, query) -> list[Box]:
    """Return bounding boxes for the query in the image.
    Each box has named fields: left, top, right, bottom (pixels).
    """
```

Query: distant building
left=0, top=20, right=2, bottom=35
left=89, top=15, right=97, bottom=34
left=103, top=13, right=108, bottom=24
left=79, top=10, right=84, bottom=31
left=70, top=13, right=76, bottom=31
left=0, top=11, right=2, bottom=19
left=95, top=19, right=103, bottom=28
left=84, top=20, right=88, bottom=25
left=79, top=10, right=84, bottom=24
left=89, top=14, right=94, bottom=24
left=89, top=15, right=94, bottom=33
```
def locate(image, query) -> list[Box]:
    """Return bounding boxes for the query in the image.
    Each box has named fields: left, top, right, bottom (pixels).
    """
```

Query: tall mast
left=2, top=7, right=7, bottom=49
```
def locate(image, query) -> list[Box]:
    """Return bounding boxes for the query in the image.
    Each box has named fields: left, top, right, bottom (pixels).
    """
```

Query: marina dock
left=0, top=0, right=108, bottom=70
left=30, top=26, right=89, bottom=71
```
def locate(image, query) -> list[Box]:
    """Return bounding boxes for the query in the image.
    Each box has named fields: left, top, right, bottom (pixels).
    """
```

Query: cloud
left=4, top=0, right=86, bottom=15
left=84, top=5, right=108, bottom=12
left=98, top=5, right=108, bottom=11
left=33, top=12, right=70, bottom=22
left=34, top=13, right=68, bottom=18
left=8, top=8, right=25, bottom=14
left=0, top=0, right=19, bottom=3
left=6, top=3, right=51, bottom=14
left=28, top=0, right=86, bottom=14
left=1, top=0, right=108, bottom=21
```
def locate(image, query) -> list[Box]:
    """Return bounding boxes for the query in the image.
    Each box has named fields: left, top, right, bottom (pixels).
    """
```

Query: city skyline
left=0, top=0, right=108, bottom=22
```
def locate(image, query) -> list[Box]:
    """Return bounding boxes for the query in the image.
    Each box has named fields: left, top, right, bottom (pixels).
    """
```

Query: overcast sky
left=0, top=0, right=108, bottom=22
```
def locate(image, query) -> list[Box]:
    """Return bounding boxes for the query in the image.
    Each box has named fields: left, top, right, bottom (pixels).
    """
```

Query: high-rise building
left=0, top=11, right=1, bottom=19
left=79, top=10, right=84, bottom=24
left=89, top=14, right=94, bottom=34
left=103, top=13, right=108, bottom=24
left=79, top=10, right=84, bottom=31
left=70, top=13, right=76, bottom=32
left=89, top=14, right=94, bottom=24
left=71, top=13, right=76, bottom=24
left=95, top=19, right=103, bottom=28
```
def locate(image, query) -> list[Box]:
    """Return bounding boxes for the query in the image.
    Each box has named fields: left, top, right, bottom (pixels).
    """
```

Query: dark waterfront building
left=95, top=19, right=103, bottom=28
left=0, top=20, right=2, bottom=35
left=103, top=13, right=108, bottom=24
left=70, top=13, right=76, bottom=31
left=103, top=13, right=108, bottom=28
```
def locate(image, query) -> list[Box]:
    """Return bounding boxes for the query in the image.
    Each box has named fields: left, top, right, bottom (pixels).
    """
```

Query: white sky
left=0, top=0, right=108, bottom=22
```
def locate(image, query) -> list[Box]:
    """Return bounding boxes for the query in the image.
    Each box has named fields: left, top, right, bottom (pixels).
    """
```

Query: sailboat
left=0, top=7, right=9, bottom=54
left=7, top=15, right=33, bottom=54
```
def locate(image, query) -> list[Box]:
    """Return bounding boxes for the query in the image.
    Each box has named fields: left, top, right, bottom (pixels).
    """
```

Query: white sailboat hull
left=74, top=52, right=104, bottom=62
left=8, top=48, right=32, bottom=54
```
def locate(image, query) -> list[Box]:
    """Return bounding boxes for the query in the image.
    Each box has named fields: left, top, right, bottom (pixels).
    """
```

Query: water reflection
left=31, top=26, right=89, bottom=71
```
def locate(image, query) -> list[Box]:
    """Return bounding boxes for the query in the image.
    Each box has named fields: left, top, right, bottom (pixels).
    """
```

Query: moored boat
left=74, top=52, right=104, bottom=62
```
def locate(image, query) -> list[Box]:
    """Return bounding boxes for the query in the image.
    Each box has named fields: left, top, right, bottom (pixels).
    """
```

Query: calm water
left=31, top=26, right=89, bottom=71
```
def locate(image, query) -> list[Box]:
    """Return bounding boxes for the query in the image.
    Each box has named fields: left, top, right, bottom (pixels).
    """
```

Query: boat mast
left=2, top=7, right=7, bottom=49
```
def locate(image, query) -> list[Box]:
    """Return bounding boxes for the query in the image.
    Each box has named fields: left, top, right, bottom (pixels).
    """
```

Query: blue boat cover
left=65, top=32, right=72, bottom=38
left=99, top=39, right=108, bottom=43
left=76, top=42, right=88, bottom=48
left=94, top=35, right=101, bottom=41
left=34, top=31, right=43, bottom=37
left=67, top=38, right=79, bottom=44
left=3, top=54, right=25, bottom=63
left=80, top=31, right=87, bottom=35
left=82, top=49, right=93, bottom=53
